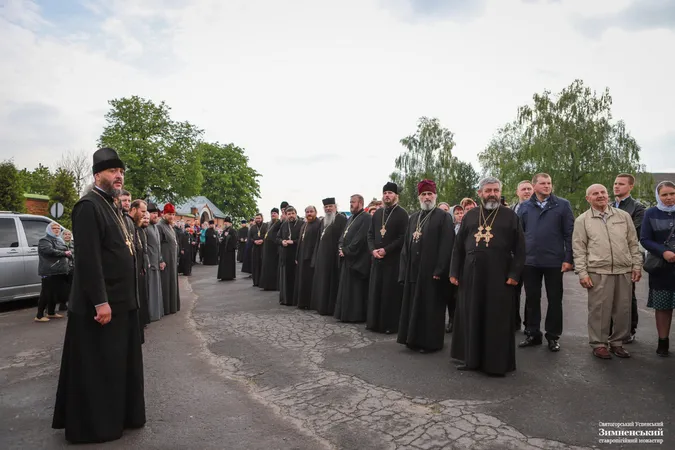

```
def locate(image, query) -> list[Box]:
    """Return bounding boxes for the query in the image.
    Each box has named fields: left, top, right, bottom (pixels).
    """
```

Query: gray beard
left=419, top=199, right=436, bottom=211
left=484, top=201, right=500, bottom=210
left=323, top=212, right=336, bottom=228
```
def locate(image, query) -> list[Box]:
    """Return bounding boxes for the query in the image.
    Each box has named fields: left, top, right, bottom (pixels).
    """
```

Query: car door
left=0, top=217, right=25, bottom=302
left=19, top=217, right=52, bottom=297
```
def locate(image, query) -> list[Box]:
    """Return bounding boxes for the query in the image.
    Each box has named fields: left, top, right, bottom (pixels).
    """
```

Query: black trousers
left=447, top=284, right=457, bottom=322
left=37, top=275, right=67, bottom=318
left=523, top=266, right=563, bottom=341
left=515, top=281, right=527, bottom=329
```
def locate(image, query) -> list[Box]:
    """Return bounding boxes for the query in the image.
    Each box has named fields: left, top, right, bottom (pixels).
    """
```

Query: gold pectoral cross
left=474, top=226, right=494, bottom=247
left=412, top=229, right=422, bottom=242
left=380, top=226, right=386, bottom=238
left=125, top=239, right=134, bottom=255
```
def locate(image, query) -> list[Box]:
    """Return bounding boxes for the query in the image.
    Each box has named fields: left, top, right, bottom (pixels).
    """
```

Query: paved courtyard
left=1, top=264, right=672, bottom=449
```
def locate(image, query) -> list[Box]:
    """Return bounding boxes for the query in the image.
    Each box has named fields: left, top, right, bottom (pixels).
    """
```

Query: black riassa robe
left=397, top=208, right=454, bottom=352
left=278, top=219, right=304, bottom=305
left=334, top=210, right=372, bottom=322
left=134, top=224, right=150, bottom=331
left=260, top=220, right=282, bottom=290
left=311, top=214, right=348, bottom=315
left=178, top=230, right=193, bottom=276
left=294, top=219, right=321, bottom=308
left=250, top=222, right=268, bottom=286
left=450, top=206, right=525, bottom=376
left=237, top=226, right=248, bottom=263
left=202, top=227, right=219, bottom=265
left=53, top=188, right=145, bottom=444
left=217, top=227, right=238, bottom=280
left=366, top=204, right=409, bottom=333
left=157, top=220, right=180, bottom=314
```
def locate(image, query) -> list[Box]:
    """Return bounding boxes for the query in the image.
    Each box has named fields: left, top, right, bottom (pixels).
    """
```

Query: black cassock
left=294, top=219, right=321, bottom=309
left=250, top=222, right=268, bottom=286
left=450, top=206, right=525, bottom=376
left=53, top=188, right=145, bottom=444
left=260, top=220, right=282, bottom=290
left=278, top=219, right=303, bottom=305
left=202, top=228, right=219, bottom=266
left=334, top=210, right=372, bottom=322
left=178, top=230, right=193, bottom=276
left=366, top=204, right=409, bottom=333
left=237, top=226, right=248, bottom=263
left=311, top=214, right=348, bottom=315
left=397, top=208, right=454, bottom=352
left=217, top=227, right=238, bottom=280
left=134, top=224, right=150, bottom=333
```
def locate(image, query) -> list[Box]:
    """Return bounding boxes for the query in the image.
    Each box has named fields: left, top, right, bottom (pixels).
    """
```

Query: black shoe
left=456, top=365, right=471, bottom=371
left=518, top=335, right=542, bottom=348
left=624, top=333, right=636, bottom=344
left=547, top=339, right=560, bottom=352
left=657, top=338, right=670, bottom=357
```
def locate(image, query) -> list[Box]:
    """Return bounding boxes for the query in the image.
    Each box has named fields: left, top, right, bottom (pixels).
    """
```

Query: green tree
left=49, top=168, right=78, bottom=230
left=18, top=163, right=54, bottom=195
left=0, top=160, right=25, bottom=212
left=99, top=96, right=204, bottom=203
left=478, top=80, right=646, bottom=213
left=199, top=142, right=260, bottom=221
left=390, top=117, right=478, bottom=210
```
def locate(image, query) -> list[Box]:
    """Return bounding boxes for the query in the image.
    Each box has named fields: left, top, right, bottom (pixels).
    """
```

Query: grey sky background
left=1, top=0, right=673, bottom=214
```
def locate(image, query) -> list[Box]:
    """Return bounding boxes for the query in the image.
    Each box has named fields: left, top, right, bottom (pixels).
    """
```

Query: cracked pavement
left=2, top=264, right=673, bottom=449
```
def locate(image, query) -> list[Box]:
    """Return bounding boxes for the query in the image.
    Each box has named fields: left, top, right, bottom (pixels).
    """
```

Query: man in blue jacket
left=517, top=173, right=575, bottom=352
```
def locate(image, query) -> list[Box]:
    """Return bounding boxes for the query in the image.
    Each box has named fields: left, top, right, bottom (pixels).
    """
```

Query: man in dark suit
left=612, top=173, right=646, bottom=343
left=511, top=180, right=534, bottom=330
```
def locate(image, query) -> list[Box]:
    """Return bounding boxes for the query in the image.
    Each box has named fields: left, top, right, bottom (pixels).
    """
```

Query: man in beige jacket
left=572, top=184, right=643, bottom=359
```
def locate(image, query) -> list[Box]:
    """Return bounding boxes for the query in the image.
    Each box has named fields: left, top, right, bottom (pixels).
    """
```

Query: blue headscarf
left=45, top=222, right=65, bottom=244
left=656, top=182, right=675, bottom=213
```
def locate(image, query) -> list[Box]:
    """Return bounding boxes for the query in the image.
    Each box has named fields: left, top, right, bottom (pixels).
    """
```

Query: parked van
left=0, top=212, right=63, bottom=303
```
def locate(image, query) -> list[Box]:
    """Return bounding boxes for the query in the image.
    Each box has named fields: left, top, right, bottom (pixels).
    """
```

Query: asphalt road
left=1, top=264, right=672, bottom=449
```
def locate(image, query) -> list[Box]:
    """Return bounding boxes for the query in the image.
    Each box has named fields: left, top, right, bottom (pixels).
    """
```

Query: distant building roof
left=651, top=173, right=674, bottom=185
left=24, top=193, right=50, bottom=200
left=158, top=196, right=227, bottom=219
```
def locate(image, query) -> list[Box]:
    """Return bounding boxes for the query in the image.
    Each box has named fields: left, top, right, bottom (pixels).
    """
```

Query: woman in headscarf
left=640, top=180, right=675, bottom=356
left=34, top=222, right=72, bottom=322
left=60, top=229, right=75, bottom=312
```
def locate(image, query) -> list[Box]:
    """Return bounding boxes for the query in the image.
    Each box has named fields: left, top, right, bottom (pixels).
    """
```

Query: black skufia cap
left=322, top=197, right=336, bottom=206
left=92, top=147, right=125, bottom=175
left=383, top=182, right=398, bottom=194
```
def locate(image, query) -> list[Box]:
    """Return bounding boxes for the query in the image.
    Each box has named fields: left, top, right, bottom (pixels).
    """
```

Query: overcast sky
left=1, top=0, right=674, bottom=214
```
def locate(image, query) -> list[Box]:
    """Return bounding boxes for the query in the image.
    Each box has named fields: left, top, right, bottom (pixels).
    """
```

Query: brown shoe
left=610, top=346, right=630, bottom=358
left=34, top=317, right=50, bottom=322
left=593, top=347, right=612, bottom=359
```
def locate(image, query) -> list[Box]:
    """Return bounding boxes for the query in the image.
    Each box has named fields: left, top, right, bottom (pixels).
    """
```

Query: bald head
left=585, top=184, right=609, bottom=211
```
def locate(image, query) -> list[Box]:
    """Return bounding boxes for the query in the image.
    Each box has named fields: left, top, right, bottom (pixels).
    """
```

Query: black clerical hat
left=146, top=202, right=159, bottom=213
left=280, top=201, right=289, bottom=209
left=241, top=219, right=247, bottom=224
left=383, top=182, right=398, bottom=194
left=271, top=208, right=279, bottom=214
left=92, top=147, right=125, bottom=175
left=322, top=197, right=335, bottom=206
left=224, top=216, right=232, bottom=223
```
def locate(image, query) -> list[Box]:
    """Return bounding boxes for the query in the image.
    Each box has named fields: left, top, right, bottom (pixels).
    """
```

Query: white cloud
left=0, top=0, right=673, bottom=215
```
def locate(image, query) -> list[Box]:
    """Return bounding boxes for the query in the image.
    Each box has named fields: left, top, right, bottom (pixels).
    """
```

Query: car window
left=20, top=218, right=51, bottom=247
left=0, top=218, right=20, bottom=248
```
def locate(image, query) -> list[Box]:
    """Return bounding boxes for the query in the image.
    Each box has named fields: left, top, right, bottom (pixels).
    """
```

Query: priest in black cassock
left=130, top=200, right=150, bottom=333
left=294, top=206, right=321, bottom=308
left=217, top=217, right=238, bottom=280
left=241, top=218, right=254, bottom=274
left=311, top=198, right=348, bottom=314
left=202, top=221, right=219, bottom=265
left=334, top=195, right=372, bottom=322
left=250, top=214, right=267, bottom=287
left=178, top=224, right=193, bottom=276
left=450, top=176, right=525, bottom=376
left=53, top=148, right=145, bottom=444
left=158, top=204, right=180, bottom=314
left=237, top=220, right=248, bottom=263
left=367, top=183, right=409, bottom=334
left=278, top=206, right=303, bottom=305
left=259, top=208, right=281, bottom=291
left=397, top=180, right=454, bottom=353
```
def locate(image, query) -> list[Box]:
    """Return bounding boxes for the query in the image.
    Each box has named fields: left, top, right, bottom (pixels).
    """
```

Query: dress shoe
left=656, top=338, right=669, bottom=357
left=624, top=333, right=635, bottom=344
left=610, top=346, right=630, bottom=358
left=547, top=339, right=560, bottom=352
left=456, top=365, right=471, bottom=371
left=593, top=347, right=612, bottom=359
left=518, top=336, right=542, bottom=348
